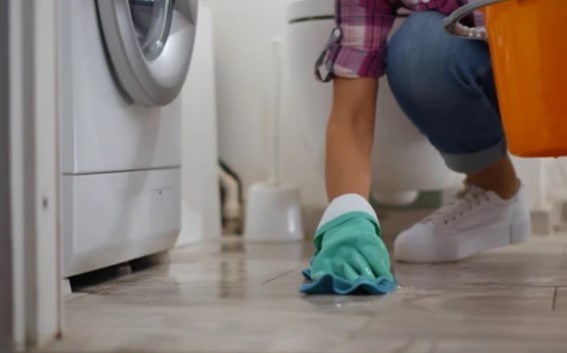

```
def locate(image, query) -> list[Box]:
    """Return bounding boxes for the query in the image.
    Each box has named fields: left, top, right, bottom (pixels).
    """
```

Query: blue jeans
left=386, top=12, right=506, bottom=174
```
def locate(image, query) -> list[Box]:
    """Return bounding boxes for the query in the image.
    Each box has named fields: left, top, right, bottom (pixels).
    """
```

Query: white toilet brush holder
left=244, top=183, right=303, bottom=242
left=244, top=38, right=304, bottom=242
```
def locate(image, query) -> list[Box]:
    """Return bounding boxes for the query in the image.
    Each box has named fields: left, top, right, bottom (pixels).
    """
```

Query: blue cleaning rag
left=299, top=268, right=397, bottom=295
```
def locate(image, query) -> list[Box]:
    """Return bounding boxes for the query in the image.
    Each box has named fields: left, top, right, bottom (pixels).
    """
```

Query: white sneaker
left=394, top=183, right=531, bottom=263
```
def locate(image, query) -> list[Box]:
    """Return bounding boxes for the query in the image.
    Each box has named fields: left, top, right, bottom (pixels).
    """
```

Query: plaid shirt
left=317, top=0, right=482, bottom=81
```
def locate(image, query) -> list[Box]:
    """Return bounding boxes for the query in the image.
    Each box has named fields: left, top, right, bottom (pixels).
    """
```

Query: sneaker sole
left=456, top=214, right=531, bottom=261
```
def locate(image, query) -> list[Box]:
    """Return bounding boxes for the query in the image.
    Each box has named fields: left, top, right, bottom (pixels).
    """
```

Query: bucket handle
left=444, top=0, right=509, bottom=41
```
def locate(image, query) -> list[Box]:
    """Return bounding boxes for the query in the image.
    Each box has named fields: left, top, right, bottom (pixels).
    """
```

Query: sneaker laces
left=422, top=181, right=491, bottom=226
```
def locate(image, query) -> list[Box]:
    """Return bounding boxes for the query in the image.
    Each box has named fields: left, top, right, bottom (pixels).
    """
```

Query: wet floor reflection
left=50, top=236, right=567, bottom=353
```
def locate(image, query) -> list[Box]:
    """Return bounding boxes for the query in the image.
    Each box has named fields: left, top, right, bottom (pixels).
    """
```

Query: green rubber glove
left=310, top=212, right=393, bottom=282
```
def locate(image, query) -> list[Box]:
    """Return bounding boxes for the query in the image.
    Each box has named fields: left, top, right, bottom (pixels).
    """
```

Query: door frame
left=4, top=0, right=62, bottom=350
left=1, top=0, right=14, bottom=350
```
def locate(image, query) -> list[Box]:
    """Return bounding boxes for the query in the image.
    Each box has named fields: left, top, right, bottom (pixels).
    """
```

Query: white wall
left=515, top=157, right=567, bottom=211
left=207, top=0, right=565, bottom=212
left=206, top=0, right=328, bottom=208
left=178, top=5, right=222, bottom=245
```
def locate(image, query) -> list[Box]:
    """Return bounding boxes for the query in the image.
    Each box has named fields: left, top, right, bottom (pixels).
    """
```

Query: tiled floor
left=40, top=231, right=567, bottom=353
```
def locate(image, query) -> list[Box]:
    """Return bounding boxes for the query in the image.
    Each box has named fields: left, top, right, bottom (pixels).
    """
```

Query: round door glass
left=129, top=0, right=174, bottom=60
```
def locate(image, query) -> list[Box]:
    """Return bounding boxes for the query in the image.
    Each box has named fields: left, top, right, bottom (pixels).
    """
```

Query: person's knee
left=383, top=13, right=502, bottom=156
left=385, top=11, right=493, bottom=113
left=386, top=12, right=455, bottom=95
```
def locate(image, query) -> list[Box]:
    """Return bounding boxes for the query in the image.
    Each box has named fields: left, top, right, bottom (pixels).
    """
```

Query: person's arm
left=321, top=0, right=397, bottom=200
left=303, top=0, right=398, bottom=287
left=326, top=77, right=378, bottom=200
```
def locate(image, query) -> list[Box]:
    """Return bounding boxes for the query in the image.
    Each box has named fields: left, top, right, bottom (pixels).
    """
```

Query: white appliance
left=286, top=0, right=461, bottom=205
left=59, top=0, right=198, bottom=277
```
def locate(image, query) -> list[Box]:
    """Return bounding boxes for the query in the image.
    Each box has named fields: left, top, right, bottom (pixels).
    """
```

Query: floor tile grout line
left=260, top=268, right=297, bottom=285
left=552, top=286, right=558, bottom=312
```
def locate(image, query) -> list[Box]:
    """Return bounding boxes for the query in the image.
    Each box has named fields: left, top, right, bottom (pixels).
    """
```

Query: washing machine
left=59, top=0, right=198, bottom=277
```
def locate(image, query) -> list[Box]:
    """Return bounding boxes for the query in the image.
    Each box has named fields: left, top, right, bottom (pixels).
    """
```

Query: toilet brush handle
left=444, top=0, right=509, bottom=41
left=269, top=38, right=284, bottom=186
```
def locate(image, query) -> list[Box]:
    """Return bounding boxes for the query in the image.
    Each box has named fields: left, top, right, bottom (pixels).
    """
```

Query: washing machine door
left=96, top=0, right=197, bottom=107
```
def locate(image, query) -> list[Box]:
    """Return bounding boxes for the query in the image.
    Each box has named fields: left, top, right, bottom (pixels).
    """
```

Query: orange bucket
left=445, top=0, right=567, bottom=157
